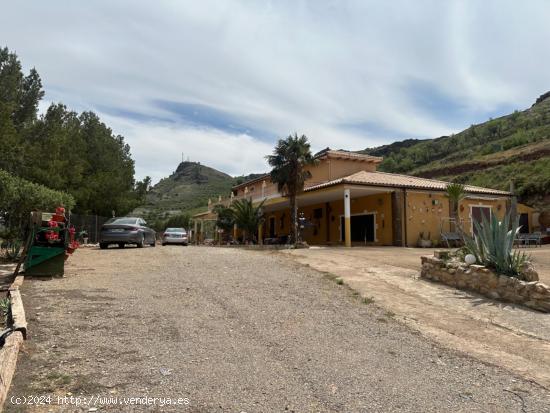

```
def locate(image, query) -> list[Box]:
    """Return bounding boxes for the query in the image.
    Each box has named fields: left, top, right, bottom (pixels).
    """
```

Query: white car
left=161, top=228, right=189, bottom=246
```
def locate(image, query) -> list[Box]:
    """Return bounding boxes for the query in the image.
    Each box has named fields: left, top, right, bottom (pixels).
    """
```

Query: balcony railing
left=206, top=179, right=333, bottom=211
left=207, top=187, right=282, bottom=210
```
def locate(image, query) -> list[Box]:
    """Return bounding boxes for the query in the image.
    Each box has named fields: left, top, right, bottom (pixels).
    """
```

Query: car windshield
left=166, top=228, right=186, bottom=233
left=107, top=218, right=139, bottom=225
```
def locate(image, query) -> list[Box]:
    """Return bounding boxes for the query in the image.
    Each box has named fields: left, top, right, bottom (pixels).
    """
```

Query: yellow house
left=195, top=149, right=533, bottom=247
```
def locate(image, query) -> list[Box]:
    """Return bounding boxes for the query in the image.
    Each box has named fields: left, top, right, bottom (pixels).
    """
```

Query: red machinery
left=24, top=206, right=79, bottom=276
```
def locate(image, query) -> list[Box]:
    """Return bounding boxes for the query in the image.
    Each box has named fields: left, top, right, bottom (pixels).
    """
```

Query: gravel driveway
left=7, top=246, right=550, bottom=412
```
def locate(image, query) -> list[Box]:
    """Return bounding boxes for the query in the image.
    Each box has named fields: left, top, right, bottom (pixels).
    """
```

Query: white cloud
left=2, top=0, right=550, bottom=182
left=101, top=114, right=274, bottom=183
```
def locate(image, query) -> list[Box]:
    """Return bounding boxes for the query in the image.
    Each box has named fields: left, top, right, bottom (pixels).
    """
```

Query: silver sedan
left=161, top=228, right=189, bottom=246
left=99, top=217, right=156, bottom=249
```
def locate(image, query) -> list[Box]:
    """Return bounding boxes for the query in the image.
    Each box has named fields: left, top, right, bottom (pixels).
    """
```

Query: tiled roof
left=304, top=170, right=511, bottom=196
left=315, top=149, right=383, bottom=163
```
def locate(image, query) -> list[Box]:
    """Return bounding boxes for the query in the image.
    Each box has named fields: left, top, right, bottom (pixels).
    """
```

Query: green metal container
left=24, top=217, right=69, bottom=276
left=25, top=245, right=66, bottom=276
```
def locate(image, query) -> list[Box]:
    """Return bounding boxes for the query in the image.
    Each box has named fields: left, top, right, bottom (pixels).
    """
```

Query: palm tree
left=266, top=133, right=316, bottom=245
left=231, top=198, right=264, bottom=243
left=213, top=204, right=235, bottom=241
left=446, top=182, right=465, bottom=233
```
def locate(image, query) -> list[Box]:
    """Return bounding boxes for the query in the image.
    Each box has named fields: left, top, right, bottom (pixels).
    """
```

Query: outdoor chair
left=525, top=232, right=542, bottom=247
left=515, top=233, right=528, bottom=247
left=441, top=231, right=461, bottom=248
left=515, top=232, right=542, bottom=248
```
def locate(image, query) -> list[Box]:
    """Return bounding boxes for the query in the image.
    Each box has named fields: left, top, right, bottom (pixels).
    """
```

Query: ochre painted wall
left=404, top=192, right=509, bottom=246
left=405, top=191, right=450, bottom=247
left=305, top=159, right=378, bottom=186
left=239, top=186, right=512, bottom=247
left=234, top=157, right=380, bottom=199
left=264, top=192, right=393, bottom=245
left=458, top=197, right=506, bottom=234
left=265, top=209, right=291, bottom=239
left=517, top=203, right=535, bottom=233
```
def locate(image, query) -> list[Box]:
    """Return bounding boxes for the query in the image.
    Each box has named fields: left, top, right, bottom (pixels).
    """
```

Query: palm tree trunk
left=290, top=194, right=298, bottom=246
left=450, top=199, right=464, bottom=236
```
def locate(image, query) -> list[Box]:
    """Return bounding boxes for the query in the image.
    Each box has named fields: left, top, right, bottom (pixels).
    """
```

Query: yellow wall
left=265, top=209, right=291, bottom=239
left=404, top=192, right=509, bottom=246
left=326, top=158, right=378, bottom=179
left=458, top=197, right=506, bottom=234
left=306, top=161, right=330, bottom=185
left=405, top=191, right=450, bottom=247
left=517, top=203, right=535, bottom=233
left=234, top=157, right=379, bottom=199
left=264, top=192, right=393, bottom=245
left=328, top=192, right=393, bottom=245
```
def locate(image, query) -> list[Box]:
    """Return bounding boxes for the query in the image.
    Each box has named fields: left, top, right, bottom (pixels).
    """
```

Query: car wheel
left=161, top=243, right=166, bottom=246
left=100, top=243, right=108, bottom=250
left=118, top=243, right=125, bottom=249
left=136, top=236, right=144, bottom=248
left=150, top=241, right=156, bottom=247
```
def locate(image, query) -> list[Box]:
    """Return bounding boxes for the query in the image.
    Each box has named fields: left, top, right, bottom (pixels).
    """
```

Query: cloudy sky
left=2, top=1, right=549, bottom=182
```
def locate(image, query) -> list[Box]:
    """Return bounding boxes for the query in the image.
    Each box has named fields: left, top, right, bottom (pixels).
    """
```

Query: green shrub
left=462, top=211, right=529, bottom=277
left=4, top=239, right=23, bottom=261
left=0, top=169, right=75, bottom=238
left=162, top=213, right=191, bottom=230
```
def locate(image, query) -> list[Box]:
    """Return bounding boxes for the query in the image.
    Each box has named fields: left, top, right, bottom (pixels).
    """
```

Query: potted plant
left=79, top=230, right=88, bottom=244
left=418, top=231, right=432, bottom=248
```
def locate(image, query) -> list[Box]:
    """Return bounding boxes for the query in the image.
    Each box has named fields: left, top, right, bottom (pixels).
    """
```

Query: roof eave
left=305, top=179, right=511, bottom=196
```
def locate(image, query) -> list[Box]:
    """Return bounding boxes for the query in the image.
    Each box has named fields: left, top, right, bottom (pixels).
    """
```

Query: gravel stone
left=6, top=247, right=550, bottom=412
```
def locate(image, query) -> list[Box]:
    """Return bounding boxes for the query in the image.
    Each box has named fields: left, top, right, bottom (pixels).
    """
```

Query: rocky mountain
left=133, top=161, right=263, bottom=220
left=360, top=92, right=550, bottom=209
left=136, top=93, right=550, bottom=220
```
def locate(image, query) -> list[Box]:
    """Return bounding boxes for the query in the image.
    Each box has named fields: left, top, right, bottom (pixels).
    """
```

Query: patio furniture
left=515, top=233, right=526, bottom=247
left=516, top=232, right=542, bottom=248
left=441, top=231, right=461, bottom=248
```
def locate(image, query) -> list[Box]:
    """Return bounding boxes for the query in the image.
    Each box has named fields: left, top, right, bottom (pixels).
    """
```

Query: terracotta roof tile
left=304, top=170, right=510, bottom=196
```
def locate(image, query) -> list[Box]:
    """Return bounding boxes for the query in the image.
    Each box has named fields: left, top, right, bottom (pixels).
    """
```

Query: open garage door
left=341, top=214, right=375, bottom=243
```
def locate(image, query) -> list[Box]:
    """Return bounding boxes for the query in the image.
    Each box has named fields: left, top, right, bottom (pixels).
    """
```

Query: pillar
left=344, top=188, right=351, bottom=247
left=391, top=190, right=406, bottom=246
left=258, top=223, right=263, bottom=245
left=193, top=219, right=199, bottom=245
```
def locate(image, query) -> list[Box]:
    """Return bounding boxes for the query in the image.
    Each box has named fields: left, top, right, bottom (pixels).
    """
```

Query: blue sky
left=2, top=1, right=549, bottom=182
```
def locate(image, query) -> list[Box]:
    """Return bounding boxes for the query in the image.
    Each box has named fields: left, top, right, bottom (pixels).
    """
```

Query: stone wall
left=421, top=255, right=550, bottom=313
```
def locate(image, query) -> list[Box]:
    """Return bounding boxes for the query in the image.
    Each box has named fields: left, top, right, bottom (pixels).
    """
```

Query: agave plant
left=462, top=211, right=529, bottom=277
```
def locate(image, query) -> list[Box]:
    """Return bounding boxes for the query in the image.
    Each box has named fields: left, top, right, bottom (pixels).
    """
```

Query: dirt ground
left=282, top=245, right=550, bottom=389
left=5, top=246, right=550, bottom=412
left=528, top=245, right=550, bottom=285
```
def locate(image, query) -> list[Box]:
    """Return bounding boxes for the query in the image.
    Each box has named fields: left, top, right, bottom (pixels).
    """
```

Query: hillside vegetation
left=360, top=92, right=550, bottom=209
left=133, top=161, right=263, bottom=221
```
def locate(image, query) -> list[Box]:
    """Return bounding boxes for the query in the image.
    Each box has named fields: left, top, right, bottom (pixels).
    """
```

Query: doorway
left=341, top=214, right=375, bottom=243
left=519, top=213, right=529, bottom=234
left=471, top=206, right=491, bottom=235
